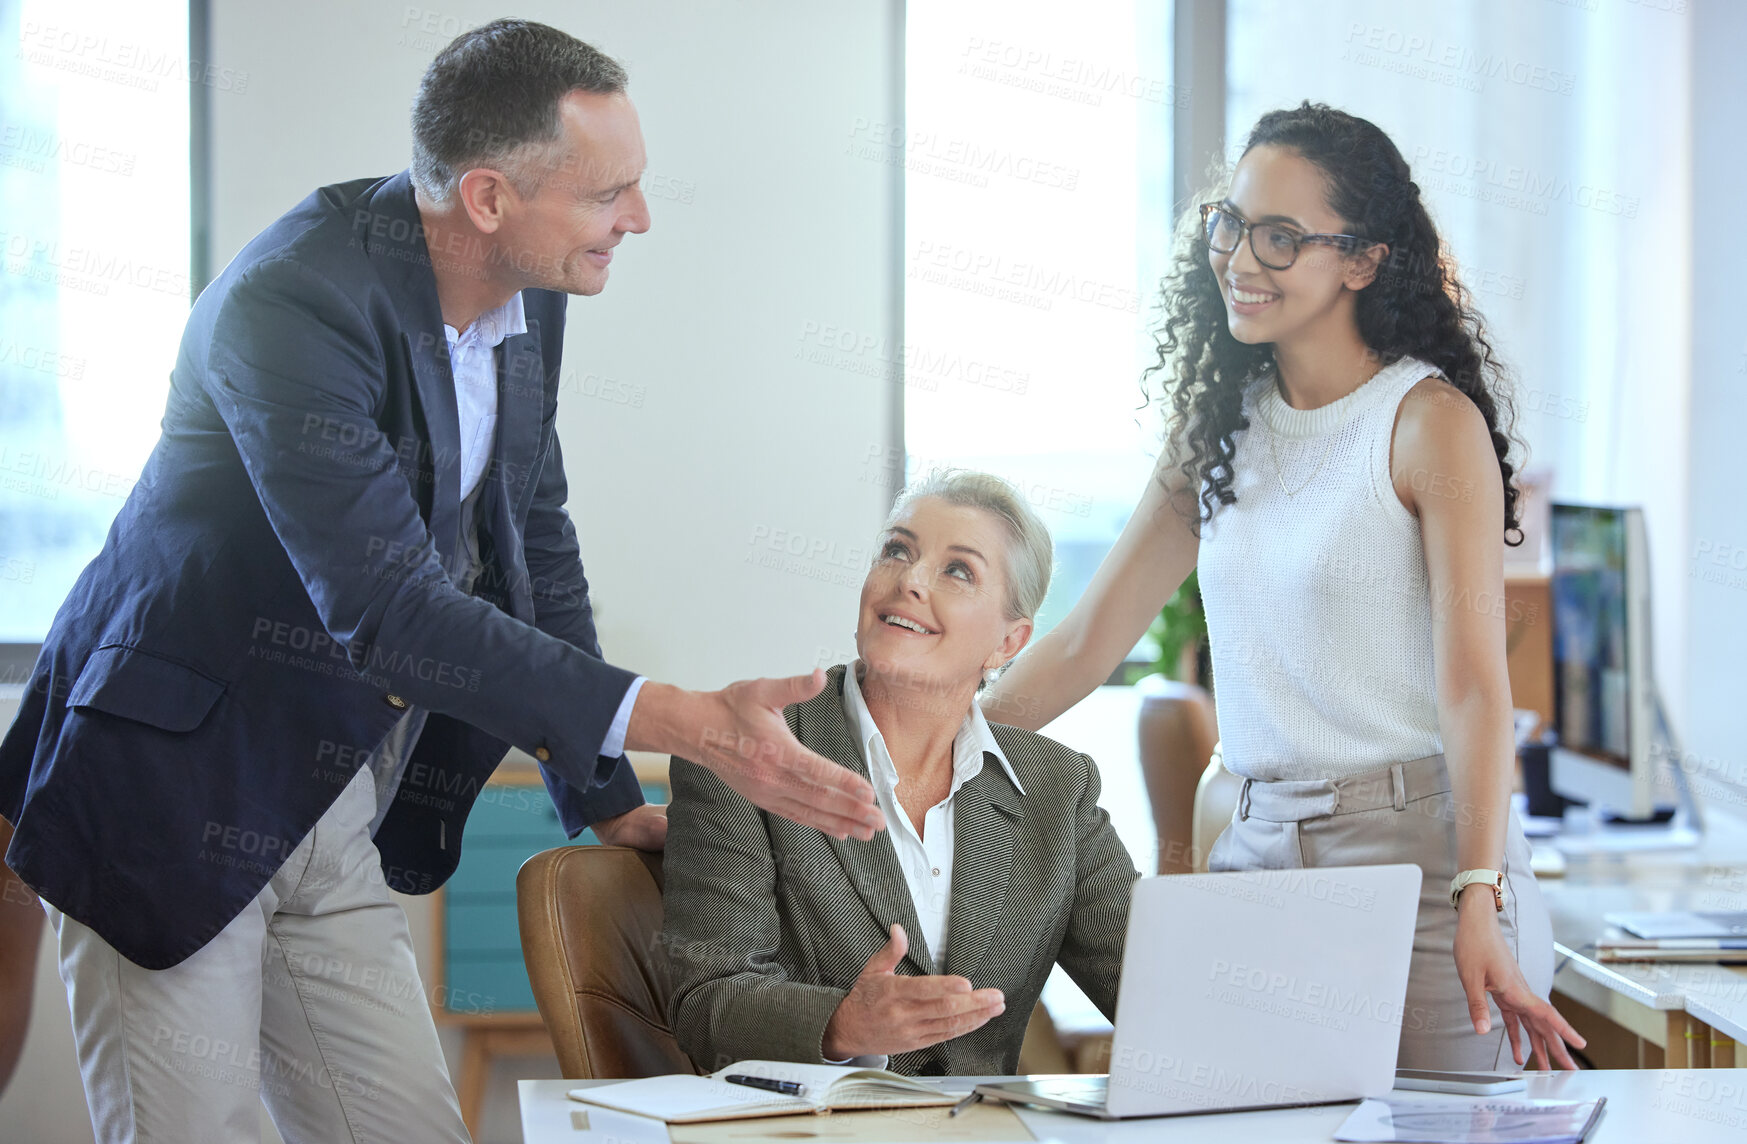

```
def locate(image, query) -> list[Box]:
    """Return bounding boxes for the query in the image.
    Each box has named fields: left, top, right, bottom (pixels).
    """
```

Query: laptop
left=977, top=863, right=1422, bottom=1119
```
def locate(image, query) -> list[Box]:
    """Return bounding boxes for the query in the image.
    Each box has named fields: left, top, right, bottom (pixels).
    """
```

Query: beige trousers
left=43, top=766, right=471, bottom=1144
left=1208, top=754, right=1553, bottom=1072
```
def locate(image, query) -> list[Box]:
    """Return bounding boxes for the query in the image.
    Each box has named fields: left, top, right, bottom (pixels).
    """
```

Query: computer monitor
left=1546, top=503, right=1671, bottom=822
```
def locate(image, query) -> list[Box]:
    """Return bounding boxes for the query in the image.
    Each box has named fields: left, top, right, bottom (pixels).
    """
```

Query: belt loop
left=1238, top=778, right=1253, bottom=821
left=1391, top=763, right=1407, bottom=811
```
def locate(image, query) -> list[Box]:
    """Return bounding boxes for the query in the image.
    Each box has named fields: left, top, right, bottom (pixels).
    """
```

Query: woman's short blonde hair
left=883, top=469, right=1053, bottom=622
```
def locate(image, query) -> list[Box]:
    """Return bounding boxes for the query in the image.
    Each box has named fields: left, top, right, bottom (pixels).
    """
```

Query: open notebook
left=567, top=1060, right=962, bottom=1124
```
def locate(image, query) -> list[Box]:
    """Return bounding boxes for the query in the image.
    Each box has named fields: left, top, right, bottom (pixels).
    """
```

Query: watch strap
left=1450, top=868, right=1504, bottom=911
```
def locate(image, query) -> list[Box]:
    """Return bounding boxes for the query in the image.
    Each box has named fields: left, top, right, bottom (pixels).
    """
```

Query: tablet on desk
left=1605, top=910, right=1747, bottom=940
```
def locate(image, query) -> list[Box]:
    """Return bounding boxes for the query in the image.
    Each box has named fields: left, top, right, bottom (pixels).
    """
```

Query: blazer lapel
left=800, top=667, right=938, bottom=976
left=942, top=760, right=1024, bottom=981
left=464, top=325, right=543, bottom=622
left=356, top=171, right=461, bottom=557
left=492, top=324, right=543, bottom=521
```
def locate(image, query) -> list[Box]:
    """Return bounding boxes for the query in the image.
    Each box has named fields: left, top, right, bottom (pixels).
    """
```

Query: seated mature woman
left=662, top=470, right=1139, bottom=1076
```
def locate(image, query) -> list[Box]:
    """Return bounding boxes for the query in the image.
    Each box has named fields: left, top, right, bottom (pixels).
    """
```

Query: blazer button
left=384, top=693, right=408, bottom=710
left=534, top=747, right=551, bottom=762
left=920, top=1061, right=945, bottom=1076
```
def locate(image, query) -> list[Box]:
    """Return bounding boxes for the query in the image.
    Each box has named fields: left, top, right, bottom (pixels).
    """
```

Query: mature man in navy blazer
left=0, top=20, right=882, bottom=1144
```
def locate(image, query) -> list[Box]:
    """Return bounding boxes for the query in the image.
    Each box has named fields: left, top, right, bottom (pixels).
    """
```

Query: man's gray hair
left=884, top=469, right=1054, bottom=622
left=411, top=19, right=627, bottom=201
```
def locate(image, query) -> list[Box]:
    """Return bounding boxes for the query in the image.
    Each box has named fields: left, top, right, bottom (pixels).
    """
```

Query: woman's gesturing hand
left=1454, top=897, right=1586, bottom=1070
left=822, top=925, right=1006, bottom=1059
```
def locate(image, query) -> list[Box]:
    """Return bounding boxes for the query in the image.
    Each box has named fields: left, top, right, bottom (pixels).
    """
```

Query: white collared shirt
left=444, top=291, right=526, bottom=501
left=841, top=662, right=1025, bottom=967
left=441, top=291, right=645, bottom=760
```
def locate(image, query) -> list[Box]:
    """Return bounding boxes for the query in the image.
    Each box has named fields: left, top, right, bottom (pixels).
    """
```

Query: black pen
left=724, top=1074, right=805, bottom=1097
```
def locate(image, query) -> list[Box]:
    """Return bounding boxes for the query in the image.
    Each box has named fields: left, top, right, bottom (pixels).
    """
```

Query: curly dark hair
left=1149, top=102, right=1523, bottom=543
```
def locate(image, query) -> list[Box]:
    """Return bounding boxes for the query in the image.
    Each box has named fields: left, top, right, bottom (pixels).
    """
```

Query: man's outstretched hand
left=626, top=669, right=885, bottom=840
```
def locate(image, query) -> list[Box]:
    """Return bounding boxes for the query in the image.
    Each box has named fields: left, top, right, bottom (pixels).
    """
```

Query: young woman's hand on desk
left=822, top=925, right=1006, bottom=1058
left=1454, top=889, right=1585, bottom=1069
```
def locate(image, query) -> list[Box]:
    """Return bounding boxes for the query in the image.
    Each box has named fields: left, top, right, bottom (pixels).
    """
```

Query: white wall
left=206, top=1, right=905, bottom=690
left=0, top=3, right=901, bottom=1142
left=1685, top=1, right=1747, bottom=812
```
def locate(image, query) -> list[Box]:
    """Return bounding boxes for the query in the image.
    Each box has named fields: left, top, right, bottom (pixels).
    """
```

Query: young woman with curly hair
left=987, top=102, right=1584, bottom=1072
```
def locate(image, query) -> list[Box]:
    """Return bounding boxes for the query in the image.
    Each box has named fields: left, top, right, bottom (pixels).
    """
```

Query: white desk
left=1541, top=804, right=1747, bottom=1066
left=522, top=1072, right=1747, bottom=1143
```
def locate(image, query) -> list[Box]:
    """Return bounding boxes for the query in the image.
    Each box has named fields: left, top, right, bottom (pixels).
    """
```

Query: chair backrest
left=1191, top=750, right=1243, bottom=873
left=1136, top=679, right=1219, bottom=874
left=516, top=845, right=695, bottom=1079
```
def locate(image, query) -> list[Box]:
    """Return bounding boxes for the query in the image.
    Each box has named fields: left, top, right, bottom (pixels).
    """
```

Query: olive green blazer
left=661, top=664, right=1139, bottom=1076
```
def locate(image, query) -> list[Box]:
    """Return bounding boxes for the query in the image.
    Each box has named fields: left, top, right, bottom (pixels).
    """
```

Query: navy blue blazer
left=0, top=171, right=644, bottom=969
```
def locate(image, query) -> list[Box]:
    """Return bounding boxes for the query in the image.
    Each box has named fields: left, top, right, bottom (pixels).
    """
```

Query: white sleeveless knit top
left=1198, top=355, right=1445, bottom=781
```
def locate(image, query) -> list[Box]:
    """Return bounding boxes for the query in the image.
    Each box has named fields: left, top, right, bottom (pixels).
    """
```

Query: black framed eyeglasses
left=1199, top=202, right=1374, bottom=271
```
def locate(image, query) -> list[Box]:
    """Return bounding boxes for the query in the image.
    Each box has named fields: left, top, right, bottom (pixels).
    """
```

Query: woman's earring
left=984, top=667, right=1000, bottom=687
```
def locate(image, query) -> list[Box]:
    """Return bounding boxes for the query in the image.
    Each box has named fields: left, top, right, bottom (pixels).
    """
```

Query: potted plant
left=1137, top=569, right=1210, bottom=688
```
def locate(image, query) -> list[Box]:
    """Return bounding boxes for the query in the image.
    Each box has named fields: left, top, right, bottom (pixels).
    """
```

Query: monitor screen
left=1550, top=505, right=1631, bottom=769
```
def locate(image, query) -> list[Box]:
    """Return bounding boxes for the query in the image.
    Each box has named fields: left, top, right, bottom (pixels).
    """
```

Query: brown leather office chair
left=516, top=845, right=696, bottom=1079
left=1136, top=678, right=1220, bottom=874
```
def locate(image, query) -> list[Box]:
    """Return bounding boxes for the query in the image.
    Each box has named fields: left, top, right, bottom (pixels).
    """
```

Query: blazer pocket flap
left=68, top=646, right=226, bottom=732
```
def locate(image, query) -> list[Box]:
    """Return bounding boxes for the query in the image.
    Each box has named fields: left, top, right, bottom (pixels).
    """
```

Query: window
left=1225, top=0, right=1692, bottom=714
left=0, top=0, right=194, bottom=646
left=904, top=1, right=1175, bottom=650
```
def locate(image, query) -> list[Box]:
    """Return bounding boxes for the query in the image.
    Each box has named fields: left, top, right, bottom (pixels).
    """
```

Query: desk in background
left=1541, top=802, right=1747, bottom=1070
left=1038, top=684, right=1747, bottom=1077
left=523, top=1072, right=1747, bottom=1142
